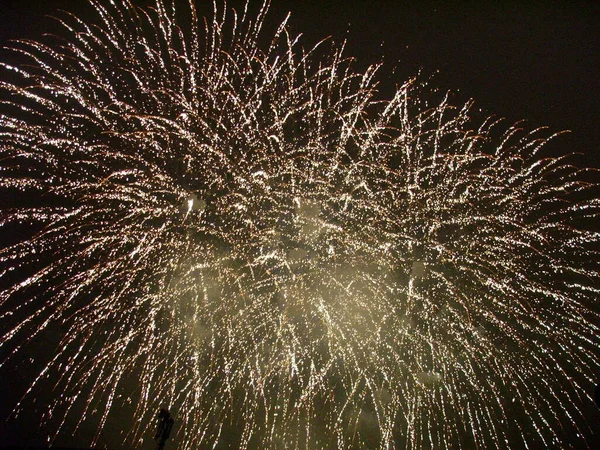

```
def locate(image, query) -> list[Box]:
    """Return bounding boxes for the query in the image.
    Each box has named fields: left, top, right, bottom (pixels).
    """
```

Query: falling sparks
left=1, top=1, right=599, bottom=449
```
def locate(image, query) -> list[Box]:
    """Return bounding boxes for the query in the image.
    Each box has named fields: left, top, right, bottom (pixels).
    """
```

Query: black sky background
left=0, top=0, right=599, bottom=448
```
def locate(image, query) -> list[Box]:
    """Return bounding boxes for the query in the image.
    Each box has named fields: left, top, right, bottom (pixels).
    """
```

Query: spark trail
left=0, top=1, right=599, bottom=448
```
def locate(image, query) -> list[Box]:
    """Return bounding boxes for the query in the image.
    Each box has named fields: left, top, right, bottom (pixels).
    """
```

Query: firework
left=1, top=1, right=599, bottom=448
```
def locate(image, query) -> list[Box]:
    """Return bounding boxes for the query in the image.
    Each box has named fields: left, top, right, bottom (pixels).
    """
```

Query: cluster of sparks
left=1, top=1, right=599, bottom=448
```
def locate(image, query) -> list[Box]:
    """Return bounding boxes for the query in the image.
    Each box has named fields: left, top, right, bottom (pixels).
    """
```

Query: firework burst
left=1, top=1, right=599, bottom=448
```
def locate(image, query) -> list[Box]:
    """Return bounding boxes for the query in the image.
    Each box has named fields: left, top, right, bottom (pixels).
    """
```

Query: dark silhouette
left=154, top=409, right=174, bottom=450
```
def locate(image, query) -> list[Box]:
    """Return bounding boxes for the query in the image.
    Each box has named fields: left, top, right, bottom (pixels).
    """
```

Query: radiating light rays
left=0, top=0, right=599, bottom=449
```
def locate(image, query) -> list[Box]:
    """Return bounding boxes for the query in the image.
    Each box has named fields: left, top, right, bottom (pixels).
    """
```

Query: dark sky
left=0, top=0, right=599, bottom=448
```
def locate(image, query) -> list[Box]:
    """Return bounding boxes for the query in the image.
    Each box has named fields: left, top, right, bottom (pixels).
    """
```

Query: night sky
left=1, top=0, right=599, bottom=448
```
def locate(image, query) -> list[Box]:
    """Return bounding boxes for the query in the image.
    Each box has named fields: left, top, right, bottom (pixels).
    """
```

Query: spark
left=1, top=1, right=599, bottom=449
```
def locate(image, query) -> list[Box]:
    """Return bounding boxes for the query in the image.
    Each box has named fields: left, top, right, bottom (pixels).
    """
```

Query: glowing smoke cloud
left=1, top=1, right=599, bottom=448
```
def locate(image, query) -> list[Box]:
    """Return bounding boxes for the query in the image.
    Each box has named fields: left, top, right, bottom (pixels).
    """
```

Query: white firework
left=1, top=1, right=599, bottom=449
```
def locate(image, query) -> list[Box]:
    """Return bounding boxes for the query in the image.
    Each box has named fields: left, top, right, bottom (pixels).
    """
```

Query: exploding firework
left=1, top=1, right=599, bottom=449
